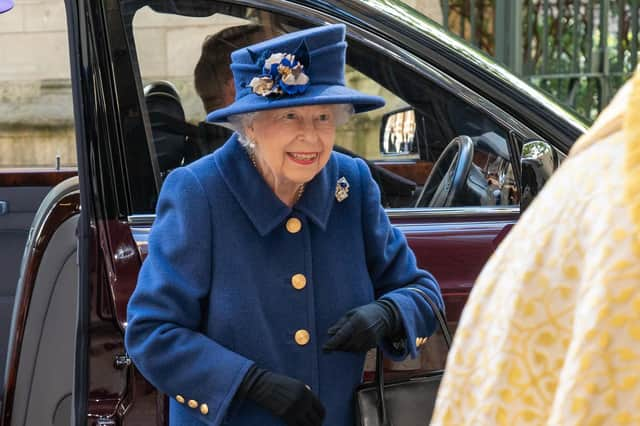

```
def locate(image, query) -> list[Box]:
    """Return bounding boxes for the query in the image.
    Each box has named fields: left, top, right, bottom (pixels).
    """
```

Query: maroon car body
left=0, top=0, right=586, bottom=424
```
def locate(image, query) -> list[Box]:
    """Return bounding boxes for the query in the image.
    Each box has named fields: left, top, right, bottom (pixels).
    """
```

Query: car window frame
left=115, top=0, right=550, bottom=224
left=237, top=0, right=561, bottom=221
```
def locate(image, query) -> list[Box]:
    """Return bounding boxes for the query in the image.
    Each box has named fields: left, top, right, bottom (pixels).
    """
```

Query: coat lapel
left=214, top=134, right=338, bottom=236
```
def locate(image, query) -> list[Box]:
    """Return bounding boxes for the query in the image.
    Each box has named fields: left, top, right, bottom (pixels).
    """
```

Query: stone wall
left=0, top=0, right=75, bottom=167
left=402, top=0, right=443, bottom=23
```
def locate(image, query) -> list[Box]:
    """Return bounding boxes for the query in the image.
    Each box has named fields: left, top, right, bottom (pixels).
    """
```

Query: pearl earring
left=246, top=135, right=256, bottom=152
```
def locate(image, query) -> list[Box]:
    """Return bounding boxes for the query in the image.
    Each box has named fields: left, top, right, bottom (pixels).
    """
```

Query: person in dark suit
left=194, top=24, right=270, bottom=114
left=190, top=25, right=270, bottom=157
left=125, top=24, right=442, bottom=426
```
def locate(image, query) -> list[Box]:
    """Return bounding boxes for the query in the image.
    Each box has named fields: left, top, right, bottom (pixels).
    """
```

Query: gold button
left=295, top=329, right=310, bottom=345
left=291, top=274, right=307, bottom=290
left=188, top=399, right=198, bottom=409
left=286, top=218, right=302, bottom=233
left=200, top=403, right=209, bottom=415
left=176, top=395, right=185, bottom=404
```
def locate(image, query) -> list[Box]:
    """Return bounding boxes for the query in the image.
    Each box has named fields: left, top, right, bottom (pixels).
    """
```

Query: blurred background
left=420, top=0, right=639, bottom=122
left=0, top=0, right=638, bottom=167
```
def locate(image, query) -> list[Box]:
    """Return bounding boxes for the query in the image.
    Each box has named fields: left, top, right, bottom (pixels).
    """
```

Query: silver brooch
left=335, top=177, right=350, bottom=202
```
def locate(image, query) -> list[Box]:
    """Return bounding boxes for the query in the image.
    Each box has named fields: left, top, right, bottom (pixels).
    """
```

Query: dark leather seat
left=144, top=80, right=188, bottom=174
left=144, top=80, right=232, bottom=172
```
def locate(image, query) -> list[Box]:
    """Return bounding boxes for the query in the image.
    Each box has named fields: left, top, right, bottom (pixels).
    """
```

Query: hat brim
left=206, top=84, right=385, bottom=123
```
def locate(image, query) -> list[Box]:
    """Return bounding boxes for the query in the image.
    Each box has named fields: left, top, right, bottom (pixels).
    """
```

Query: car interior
left=124, top=4, right=519, bottom=212
left=2, top=177, right=79, bottom=426
left=0, top=186, right=52, bottom=399
left=143, top=79, right=419, bottom=205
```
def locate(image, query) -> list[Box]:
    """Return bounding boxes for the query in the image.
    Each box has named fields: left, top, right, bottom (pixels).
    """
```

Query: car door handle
left=0, top=201, right=8, bottom=216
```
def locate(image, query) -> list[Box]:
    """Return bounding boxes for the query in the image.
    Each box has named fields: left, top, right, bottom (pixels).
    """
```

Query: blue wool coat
left=125, top=136, right=443, bottom=426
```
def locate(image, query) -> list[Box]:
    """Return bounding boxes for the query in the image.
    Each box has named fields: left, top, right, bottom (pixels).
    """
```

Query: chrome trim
left=385, top=206, right=519, bottom=218
left=128, top=214, right=156, bottom=225
left=129, top=206, right=519, bottom=225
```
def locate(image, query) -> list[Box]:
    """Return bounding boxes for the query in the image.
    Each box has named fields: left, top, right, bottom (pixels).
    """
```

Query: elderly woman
left=125, top=24, right=442, bottom=426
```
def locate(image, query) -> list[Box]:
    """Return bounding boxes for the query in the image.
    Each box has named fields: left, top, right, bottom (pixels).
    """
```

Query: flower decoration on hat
left=248, top=42, right=310, bottom=97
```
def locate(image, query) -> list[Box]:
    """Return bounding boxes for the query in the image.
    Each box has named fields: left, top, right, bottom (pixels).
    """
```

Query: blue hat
left=206, top=24, right=385, bottom=123
left=0, top=0, right=14, bottom=13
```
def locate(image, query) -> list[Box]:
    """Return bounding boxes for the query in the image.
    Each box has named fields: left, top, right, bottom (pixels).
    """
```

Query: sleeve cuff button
left=200, top=403, right=209, bottom=415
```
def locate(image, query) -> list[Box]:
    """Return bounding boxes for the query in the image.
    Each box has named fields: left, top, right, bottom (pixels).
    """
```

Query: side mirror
left=520, top=140, right=558, bottom=211
left=379, top=107, right=418, bottom=155
left=0, top=0, right=14, bottom=13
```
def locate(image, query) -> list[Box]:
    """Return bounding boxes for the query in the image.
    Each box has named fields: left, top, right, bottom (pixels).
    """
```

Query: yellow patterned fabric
left=431, top=69, right=640, bottom=426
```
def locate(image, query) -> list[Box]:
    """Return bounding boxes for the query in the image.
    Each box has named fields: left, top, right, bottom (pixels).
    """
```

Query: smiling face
left=245, top=104, right=338, bottom=187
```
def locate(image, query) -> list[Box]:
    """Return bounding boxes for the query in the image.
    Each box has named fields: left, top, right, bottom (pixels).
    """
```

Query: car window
left=125, top=5, right=518, bottom=212
left=0, top=1, right=76, bottom=170
left=345, top=40, right=518, bottom=209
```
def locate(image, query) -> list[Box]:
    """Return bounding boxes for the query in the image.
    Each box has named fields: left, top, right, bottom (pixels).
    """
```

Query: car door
left=0, top=1, right=79, bottom=421
left=0, top=176, right=51, bottom=378
left=0, top=171, right=75, bottom=402
left=74, top=0, right=584, bottom=423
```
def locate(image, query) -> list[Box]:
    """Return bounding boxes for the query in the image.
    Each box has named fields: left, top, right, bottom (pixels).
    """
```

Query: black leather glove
left=237, top=365, right=325, bottom=426
left=323, top=299, right=402, bottom=352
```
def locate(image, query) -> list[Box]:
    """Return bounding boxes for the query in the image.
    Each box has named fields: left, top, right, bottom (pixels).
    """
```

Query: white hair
left=227, top=112, right=258, bottom=147
left=227, top=103, right=355, bottom=149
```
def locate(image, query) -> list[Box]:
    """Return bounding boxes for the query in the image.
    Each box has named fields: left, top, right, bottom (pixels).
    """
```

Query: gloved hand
left=239, top=365, right=325, bottom=426
left=323, top=299, right=402, bottom=352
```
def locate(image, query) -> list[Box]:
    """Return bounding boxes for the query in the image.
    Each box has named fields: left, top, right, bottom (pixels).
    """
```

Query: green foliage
left=440, top=0, right=638, bottom=122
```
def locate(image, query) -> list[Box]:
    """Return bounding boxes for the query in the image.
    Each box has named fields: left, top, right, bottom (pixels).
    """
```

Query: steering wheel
left=414, top=135, right=474, bottom=208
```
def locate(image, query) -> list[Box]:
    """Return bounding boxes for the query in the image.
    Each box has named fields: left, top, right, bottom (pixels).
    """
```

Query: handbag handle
left=374, top=288, right=452, bottom=425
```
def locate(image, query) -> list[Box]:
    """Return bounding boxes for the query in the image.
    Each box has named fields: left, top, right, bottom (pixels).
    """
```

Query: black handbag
left=354, top=288, right=452, bottom=426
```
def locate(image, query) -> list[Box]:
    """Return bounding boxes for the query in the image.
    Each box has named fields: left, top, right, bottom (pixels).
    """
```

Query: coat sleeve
left=125, top=167, right=254, bottom=426
left=356, top=158, right=444, bottom=361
